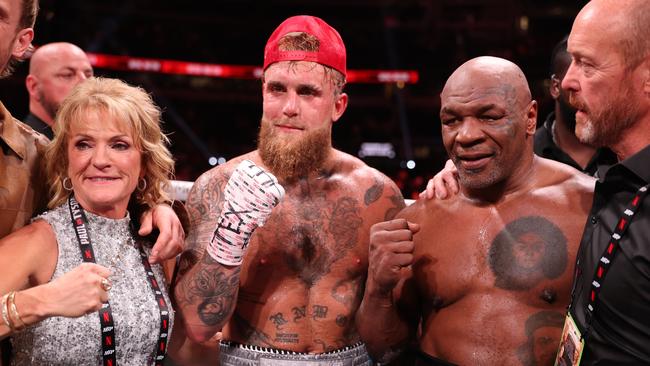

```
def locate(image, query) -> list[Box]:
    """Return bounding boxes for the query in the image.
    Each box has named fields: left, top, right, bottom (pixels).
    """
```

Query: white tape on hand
left=207, top=160, right=285, bottom=265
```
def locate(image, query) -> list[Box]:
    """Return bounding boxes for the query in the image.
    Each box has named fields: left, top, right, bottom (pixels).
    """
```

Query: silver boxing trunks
left=219, top=341, right=374, bottom=366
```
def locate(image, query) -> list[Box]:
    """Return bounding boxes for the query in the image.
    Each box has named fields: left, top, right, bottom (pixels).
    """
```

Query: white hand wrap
left=207, top=160, right=285, bottom=265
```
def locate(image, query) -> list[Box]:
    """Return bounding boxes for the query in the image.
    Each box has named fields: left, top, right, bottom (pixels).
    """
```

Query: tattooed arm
left=173, top=168, right=242, bottom=342
left=356, top=173, right=419, bottom=362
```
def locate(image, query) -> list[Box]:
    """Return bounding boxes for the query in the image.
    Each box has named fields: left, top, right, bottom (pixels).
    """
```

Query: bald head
left=29, top=42, right=90, bottom=74
left=573, top=0, right=650, bottom=69
left=439, top=56, right=538, bottom=193
left=26, top=42, right=93, bottom=125
left=443, top=56, right=532, bottom=112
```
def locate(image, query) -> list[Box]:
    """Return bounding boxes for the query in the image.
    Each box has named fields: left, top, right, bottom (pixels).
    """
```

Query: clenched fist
left=367, top=218, right=420, bottom=296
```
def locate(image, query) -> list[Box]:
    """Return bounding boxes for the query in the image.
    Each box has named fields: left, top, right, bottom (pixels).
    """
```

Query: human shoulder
left=0, top=219, right=58, bottom=284
left=335, top=150, right=396, bottom=187
left=335, top=150, right=405, bottom=206
left=394, top=195, right=437, bottom=223
left=535, top=156, right=595, bottom=194
left=2, top=219, right=55, bottom=245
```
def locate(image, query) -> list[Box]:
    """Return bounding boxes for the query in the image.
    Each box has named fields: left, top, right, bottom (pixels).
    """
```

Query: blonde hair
left=45, top=77, right=174, bottom=210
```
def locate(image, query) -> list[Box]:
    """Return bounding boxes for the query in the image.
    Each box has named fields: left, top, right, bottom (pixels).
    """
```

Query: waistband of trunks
left=220, top=340, right=365, bottom=356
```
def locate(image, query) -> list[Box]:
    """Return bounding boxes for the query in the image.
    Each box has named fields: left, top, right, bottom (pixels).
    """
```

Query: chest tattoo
left=488, top=216, right=567, bottom=291
left=261, top=194, right=363, bottom=286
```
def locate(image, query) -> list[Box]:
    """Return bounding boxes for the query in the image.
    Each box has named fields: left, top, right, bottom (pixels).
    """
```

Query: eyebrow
left=296, top=84, right=321, bottom=94
left=0, top=6, right=9, bottom=22
left=475, top=104, right=500, bottom=113
left=71, top=132, right=132, bottom=140
left=441, top=103, right=500, bottom=115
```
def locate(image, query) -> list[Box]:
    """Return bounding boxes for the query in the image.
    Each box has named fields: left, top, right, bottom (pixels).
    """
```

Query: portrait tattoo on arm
left=488, top=216, right=567, bottom=291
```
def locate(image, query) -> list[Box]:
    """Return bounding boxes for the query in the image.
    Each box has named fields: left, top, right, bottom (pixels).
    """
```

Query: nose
left=561, top=61, right=579, bottom=93
left=75, top=71, right=90, bottom=83
left=91, top=145, right=111, bottom=168
left=455, top=118, right=486, bottom=146
left=282, top=91, right=299, bottom=118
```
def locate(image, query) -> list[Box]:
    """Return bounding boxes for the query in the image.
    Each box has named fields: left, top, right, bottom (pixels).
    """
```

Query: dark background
left=0, top=0, right=588, bottom=198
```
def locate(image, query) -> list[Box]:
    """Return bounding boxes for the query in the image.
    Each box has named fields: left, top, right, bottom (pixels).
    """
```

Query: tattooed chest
left=251, top=195, right=364, bottom=286
left=417, top=215, right=570, bottom=309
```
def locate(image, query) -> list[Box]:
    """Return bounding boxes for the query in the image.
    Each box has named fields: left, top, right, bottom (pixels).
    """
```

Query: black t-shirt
left=569, top=144, right=650, bottom=365
left=23, top=112, right=53, bottom=140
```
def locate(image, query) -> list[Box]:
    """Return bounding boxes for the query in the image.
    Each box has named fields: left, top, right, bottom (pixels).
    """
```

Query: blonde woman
left=0, top=77, right=176, bottom=365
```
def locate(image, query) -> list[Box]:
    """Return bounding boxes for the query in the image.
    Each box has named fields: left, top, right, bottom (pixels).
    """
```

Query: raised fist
left=207, top=160, right=285, bottom=265
left=367, top=219, right=420, bottom=295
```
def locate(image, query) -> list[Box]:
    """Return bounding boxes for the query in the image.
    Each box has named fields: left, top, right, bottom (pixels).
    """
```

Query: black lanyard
left=576, top=184, right=649, bottom=338
left=68, top=196, right=170, bottom=365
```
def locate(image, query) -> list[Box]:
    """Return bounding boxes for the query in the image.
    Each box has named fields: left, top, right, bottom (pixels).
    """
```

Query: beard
left=455, top=159, right=505, bottom=190
left=450, top=148, right=507, bottom=191
left=568, top=81, right=640, bottom=148
left=37, top=88, right=59, bottom=121
left=257, top=117, right=331, bottom=183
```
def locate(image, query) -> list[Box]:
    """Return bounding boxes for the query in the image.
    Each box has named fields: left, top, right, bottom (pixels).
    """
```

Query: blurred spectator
left=24, top=42, right=93, bottom=139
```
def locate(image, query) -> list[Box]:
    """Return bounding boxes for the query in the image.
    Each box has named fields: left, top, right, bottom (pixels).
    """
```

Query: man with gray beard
left=174, top=15, right=404, bottom=365
left=533, top=36, right=616, bottom=176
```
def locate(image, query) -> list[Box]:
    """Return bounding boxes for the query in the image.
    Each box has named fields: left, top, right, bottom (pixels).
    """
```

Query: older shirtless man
left=357, top=56, right=594, bottom=365
left=175, top=15, right=404, bottom=365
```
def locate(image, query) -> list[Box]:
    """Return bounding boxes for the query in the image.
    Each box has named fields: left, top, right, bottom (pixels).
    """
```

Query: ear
left=642, top=57, right=650, bottom=97
left=11, top=28, right=34, bottom=60
left=549, top=74, right=561, bottom=100
left=525, top=100, right=538, bottom=136
left=25, top=74, right=38, bottom=98
left=331, top=92, right=348, bottom=123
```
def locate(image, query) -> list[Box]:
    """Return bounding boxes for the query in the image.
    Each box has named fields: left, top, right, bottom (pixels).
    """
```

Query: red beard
left=257, top=118, right=331, bottom=183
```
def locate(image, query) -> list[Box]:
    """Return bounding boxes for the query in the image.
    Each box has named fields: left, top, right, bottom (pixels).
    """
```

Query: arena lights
left=208, top=156, right=228, bottom=166
left=358, top=142, right=396, bottom=159
left=86, top=52, right=419, bottom=84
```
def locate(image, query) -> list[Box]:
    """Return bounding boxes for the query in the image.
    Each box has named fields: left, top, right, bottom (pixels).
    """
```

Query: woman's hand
left=27, top=263, right=112, bottom=318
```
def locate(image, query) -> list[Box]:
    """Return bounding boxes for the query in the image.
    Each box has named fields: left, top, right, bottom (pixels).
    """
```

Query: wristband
left=207, top=160, right=285, bottom=265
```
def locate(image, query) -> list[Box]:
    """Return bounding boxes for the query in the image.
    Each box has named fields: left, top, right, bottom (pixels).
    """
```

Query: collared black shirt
left=534, top=113, right=617, bottom=176
left=23, top=112, right=53, bottom=140
left=569, top=144, right=650, bottom=365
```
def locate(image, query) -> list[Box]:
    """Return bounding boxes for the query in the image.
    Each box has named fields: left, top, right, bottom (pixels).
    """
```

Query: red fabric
left=263, top=15, right=346, bottom=77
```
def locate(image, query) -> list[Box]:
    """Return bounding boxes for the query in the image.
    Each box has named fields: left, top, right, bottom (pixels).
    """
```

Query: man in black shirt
left=561, top=0, right=650, bottom=363
left=23, top=42, right=93, bottom=140
left=424, top=2, right=650, bottom=362
left=533, top=36, right=617, bottom=176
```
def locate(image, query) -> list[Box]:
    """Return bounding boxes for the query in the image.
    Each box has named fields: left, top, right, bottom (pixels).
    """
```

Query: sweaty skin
left=402, top=163, right=592, bottom=365
left=357, top=57, right=595, bottom=365
left=175, top=150, right=404, bottom=352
